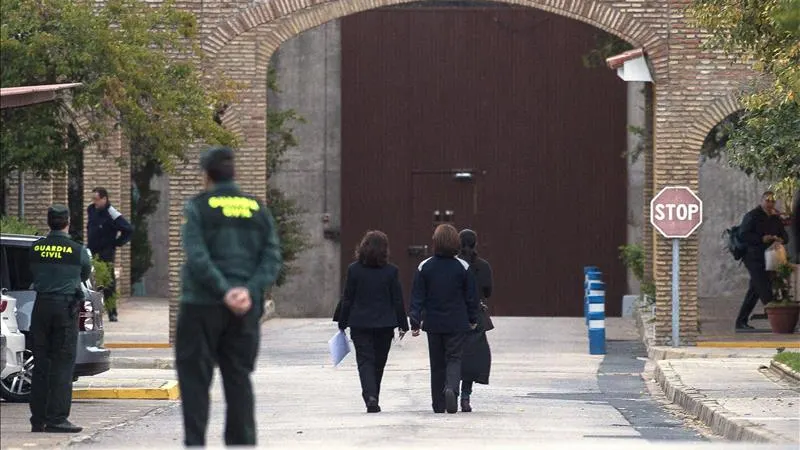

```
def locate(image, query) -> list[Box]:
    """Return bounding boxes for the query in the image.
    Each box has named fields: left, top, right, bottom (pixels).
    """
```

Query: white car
left=1, top=293, right=30, bottom=401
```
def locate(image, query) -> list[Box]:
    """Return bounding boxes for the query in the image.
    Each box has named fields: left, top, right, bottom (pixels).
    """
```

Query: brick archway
left=203, top=0, right=668, bottom=81
left=164, top=0, right=758, bottom=344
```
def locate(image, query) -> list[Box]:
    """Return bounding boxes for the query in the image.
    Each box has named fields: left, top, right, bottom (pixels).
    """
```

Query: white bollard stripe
left=588, top=290, right=605, bottom=296
left=589, top=320, right=605, bottom=329
left=588, top=303, right=605, bottom=313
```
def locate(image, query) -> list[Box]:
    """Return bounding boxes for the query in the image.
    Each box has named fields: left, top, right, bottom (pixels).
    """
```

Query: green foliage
left=0, top=215, right=40, bottom=235
left=774, top=351, right=800, bottom=372
left=581, top=32, right=633, bottom=69
left=767, top=262, right=795, bottom=303
left=91, top=256, right=117, bottom=310
left=266, top=67, right=310, bottom=287
left=689, top=0, right=800, bottom=186
left=618, top=244, right=656, bottom=301
left=0, top=0, right=238, bottom=178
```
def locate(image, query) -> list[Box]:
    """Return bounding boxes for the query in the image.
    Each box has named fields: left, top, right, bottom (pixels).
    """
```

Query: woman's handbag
left=479, top=301, right=494, bottom=332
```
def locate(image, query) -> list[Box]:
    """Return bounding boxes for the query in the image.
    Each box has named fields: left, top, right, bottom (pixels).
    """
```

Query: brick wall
left=67, top=0, right=756, bottom=344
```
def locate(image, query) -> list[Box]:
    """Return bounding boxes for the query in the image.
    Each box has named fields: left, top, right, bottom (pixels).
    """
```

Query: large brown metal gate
left=340, top=6, right=628, bottom=316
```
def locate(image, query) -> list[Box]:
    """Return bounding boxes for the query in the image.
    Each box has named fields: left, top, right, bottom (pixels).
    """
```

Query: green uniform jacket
left=180, top=182, right=282, bottom=311
left=29, top=231, right=92, bottom=296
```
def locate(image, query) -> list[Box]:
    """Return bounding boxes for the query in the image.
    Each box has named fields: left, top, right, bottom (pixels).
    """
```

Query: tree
left=1, top=0, right=238, bottom=288
left=690, top=0, right=800, bottom=184
left=266, top=68, right=310, bottom=287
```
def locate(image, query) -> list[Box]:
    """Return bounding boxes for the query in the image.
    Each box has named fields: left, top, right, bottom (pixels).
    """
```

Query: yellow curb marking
left=73, top=381, right=179, bottom=400
left=696, top=341, right=800, bottom=348
left=104, top=343, right=172, bottom=349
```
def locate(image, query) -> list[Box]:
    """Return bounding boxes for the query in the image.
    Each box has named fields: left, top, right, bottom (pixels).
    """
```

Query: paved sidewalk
left=655, top=358, right=799, bottom=444
left=635, top=301, right=800, bottom=443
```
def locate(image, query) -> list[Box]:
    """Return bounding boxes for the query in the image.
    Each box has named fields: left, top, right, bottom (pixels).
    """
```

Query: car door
left=3, top=243, right=37, bottom=332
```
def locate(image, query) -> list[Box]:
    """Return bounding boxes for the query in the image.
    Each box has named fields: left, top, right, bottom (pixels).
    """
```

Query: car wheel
left=0, top=349, right=33, bottom=403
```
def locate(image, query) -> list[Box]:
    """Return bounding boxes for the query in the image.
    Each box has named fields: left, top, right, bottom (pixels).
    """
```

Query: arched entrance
left=160, top=0, right=756, bottom=345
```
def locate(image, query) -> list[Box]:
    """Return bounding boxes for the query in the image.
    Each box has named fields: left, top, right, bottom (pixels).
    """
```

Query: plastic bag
left=765, top=243, right=788, bottom=271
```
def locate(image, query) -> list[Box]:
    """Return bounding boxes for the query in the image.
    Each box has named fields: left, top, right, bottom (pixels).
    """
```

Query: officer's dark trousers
left=736, top=259, right=774, bottom=326
left=350, top=327, right=394, bottom=405
left=29, top=297, right=78, bottom=427
left=426, top=332, right=467, bottom=412
left=175, top=303, right=260, bottom=447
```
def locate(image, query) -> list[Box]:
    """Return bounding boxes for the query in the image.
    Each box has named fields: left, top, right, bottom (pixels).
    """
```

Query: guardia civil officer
left=176, top=146, right=282, bottom=447
left=29, top=205, right=92, bottom=433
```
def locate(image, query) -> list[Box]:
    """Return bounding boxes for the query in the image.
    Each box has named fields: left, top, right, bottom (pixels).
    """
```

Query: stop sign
left=650, top=186, right=703, bottom=238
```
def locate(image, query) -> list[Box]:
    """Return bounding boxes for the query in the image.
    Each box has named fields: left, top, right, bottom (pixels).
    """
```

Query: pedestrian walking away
left=409, top=224, right=479, bottom=414
left=87, top=186, right=133, bottom=322
left=735, top=191, right=789, bottom=331
left=28, top=205, right=92, bottom=433
left=457, top=228, right=494, bottom=413
left=334, top=230, right=409, bottom=413
left=175, top=146, right=282, bottom=447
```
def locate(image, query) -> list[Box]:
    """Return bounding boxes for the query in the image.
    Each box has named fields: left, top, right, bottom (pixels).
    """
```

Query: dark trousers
left=100, top=256, right=117, bottom=311
left=426, top=332, right=467, bottom=412
left=461, top=380, right=474, bottom=397
left=736, top=260, right=774, bottom=326
left=175, top=303, right=260, bottom=447
left=350, top=327, right=394, bottom=405
left=29, top=298, right=78, bottom=426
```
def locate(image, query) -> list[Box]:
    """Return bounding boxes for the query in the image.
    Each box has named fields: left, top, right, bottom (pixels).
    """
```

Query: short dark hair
left=92, top=187, right=108, bottom=200
left=48, top=214, right=69, bottom=231
left=762, top=191, right=775, bottom=199
left=207, top=159, right=235, bottom=183
left=356, top=230, right=389, bottom=267
left=432, top=224, right=460, bottom=257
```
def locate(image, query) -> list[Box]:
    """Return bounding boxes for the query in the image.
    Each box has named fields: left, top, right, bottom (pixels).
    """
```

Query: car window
left=0, top=246, right=11, bottom=289
left=5, top=245, right=34, bottom=291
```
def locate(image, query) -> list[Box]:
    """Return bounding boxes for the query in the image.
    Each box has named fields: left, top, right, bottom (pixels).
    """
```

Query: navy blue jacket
left=336, top=262, right=409, bottom=330
left=87, top=203, right=133, bottom=262
left=409, top=255, right=479, bottom=333
left=740, top=206, right=789, bottom=265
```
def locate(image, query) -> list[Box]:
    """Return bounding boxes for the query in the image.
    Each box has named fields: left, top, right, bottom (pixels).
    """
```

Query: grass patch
left=774, top=351, right=800, bottom=372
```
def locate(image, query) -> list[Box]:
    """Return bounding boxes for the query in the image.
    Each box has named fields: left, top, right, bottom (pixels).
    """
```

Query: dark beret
left=199, top=146, right=235, bottom=171
left=47, top=204, right=70, bottom=220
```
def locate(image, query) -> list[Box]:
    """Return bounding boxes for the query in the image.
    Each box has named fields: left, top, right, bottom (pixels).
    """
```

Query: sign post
left=650, top=186, right=703, bottom=347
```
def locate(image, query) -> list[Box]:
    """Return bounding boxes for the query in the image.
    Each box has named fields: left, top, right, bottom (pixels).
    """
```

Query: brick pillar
left=168, top=32, right=270, bottom=343
left=652, top=86, right=700, bottom=346
left=83, top=128, right=132, bottom=299
left=5, top=171, right=55, bottom=233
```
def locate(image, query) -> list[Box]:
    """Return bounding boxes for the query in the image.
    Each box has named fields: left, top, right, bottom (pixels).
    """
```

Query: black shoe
left=735, top=323, right=756, bottom=332
left=433, top=409, right=445, bottom=414
left=444, top=389, right=458, bottom=414
left=31, top=424, right=46, bottom=432
left=461, top=396, right=472, bottom=413
left=366, top=396, right=380, bottom=413
left=109, top=309, right=118, bottom=322
left=45, top=420, right=83, bottom=433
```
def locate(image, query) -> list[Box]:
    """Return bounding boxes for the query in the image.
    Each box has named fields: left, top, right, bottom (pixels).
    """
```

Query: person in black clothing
left=87, top=187, right=133, bottom=322
left=29, top=205, right=92, bottom=433
left=457, top=229, right=493, bottom=413
left=409, top=224, right=478, bottom=414
left=736, top=191, right=789, bottom=331
left=335, top=230, right=409, bottom=413
left=794, top=189, right=800, bottom=262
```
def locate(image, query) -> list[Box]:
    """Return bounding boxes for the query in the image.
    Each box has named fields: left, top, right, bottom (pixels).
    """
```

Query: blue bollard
left=584, top=270, right=602, bottom=325
left=587, top=294, right=606, bottom=355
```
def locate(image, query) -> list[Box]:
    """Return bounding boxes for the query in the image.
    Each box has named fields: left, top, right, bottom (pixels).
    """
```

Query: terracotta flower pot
left=765, top=303, right=800, bottom=334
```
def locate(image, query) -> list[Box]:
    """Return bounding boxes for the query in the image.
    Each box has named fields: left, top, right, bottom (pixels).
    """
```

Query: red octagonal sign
left=650, top=186, right=703, bottom=239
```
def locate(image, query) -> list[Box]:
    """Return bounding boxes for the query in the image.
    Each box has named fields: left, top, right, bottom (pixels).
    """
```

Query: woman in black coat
left=409, top=224, right=479, bottom=414
left=335, top=230, right=409, bottom=413
left=458, top=229, right=493, bottom=413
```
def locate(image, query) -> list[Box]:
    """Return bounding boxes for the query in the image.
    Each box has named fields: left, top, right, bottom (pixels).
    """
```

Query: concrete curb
left=770, top=360, right=800, bottom=383
left=654, top=360, right=790, bottom=443
left=111, top=356, right=175, bottom=370
left=73, top=380, right=180, bottom=400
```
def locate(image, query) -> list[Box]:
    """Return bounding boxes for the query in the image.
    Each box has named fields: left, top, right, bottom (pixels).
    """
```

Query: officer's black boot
left=46, top=420, right=83, bottom=433
left=109, top=308, right=118, bottom=322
